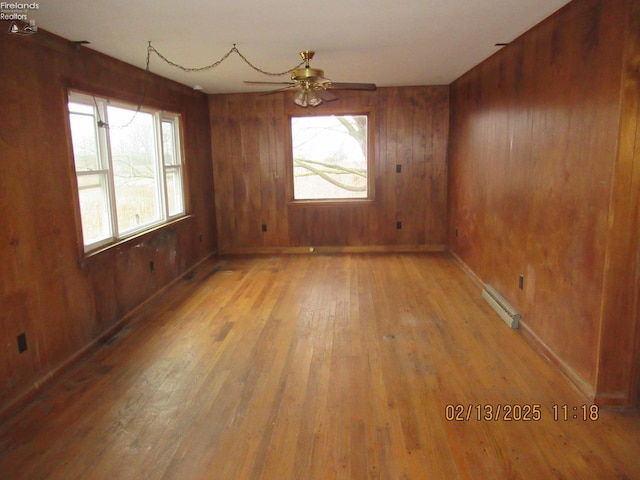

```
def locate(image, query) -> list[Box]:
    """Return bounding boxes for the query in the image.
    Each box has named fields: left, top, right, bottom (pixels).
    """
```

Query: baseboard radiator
left=482, top=284, right=520, bottom=329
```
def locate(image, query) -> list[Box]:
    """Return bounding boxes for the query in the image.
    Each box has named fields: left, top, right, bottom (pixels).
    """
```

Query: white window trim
left=68, top=91, right=186, bottom=253
left=288, top=110, right=374, bottom=204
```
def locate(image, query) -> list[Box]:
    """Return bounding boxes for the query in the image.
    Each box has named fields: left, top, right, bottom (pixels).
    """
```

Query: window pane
left=292, top=115, right=368, bottom=200
left=165, top=167, right=184, bottom=216
left=77, top=173, right=111, bottom=245
left=68, top=91, right=187, bottom=252
left=69, top=102, right=94, bottom=115
left=69, top=111, right=100, bottom=171
left=162, top=120, right=178, bottom=165
left=107, top=106, right=161, bottom=233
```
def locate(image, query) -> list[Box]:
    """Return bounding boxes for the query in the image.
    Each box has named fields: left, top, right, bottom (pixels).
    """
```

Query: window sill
left=79, top=215, right=193, bottom=265
left=288, top=199, right=375, bottom=208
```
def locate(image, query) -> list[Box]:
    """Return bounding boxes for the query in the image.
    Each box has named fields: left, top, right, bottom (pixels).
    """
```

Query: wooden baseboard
left=449, top=250, right=485, bottom=290
left=592, top=392, right=629, bottom=408
left=219, top=244, right=447, bottom=255
left=0, top=252, right=217, bottom=424
left=518, top=320, right=596, bottom=403
left=449, top=250, right=604, bottom=406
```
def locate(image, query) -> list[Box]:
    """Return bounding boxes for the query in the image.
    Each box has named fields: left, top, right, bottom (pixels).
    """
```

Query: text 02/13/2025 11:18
left=444, top=403, right=600, bottom=422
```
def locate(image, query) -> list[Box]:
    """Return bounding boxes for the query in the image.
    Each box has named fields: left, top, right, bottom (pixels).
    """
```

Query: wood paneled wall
left=0, top=28, right=217, bottom=419
left=448, top=0, right=639, bottom=406
left=209, top=86, right=449, bottom=253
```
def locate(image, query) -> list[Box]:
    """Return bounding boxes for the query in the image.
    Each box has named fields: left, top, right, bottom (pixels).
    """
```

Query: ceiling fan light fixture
left=294, top=87, right=323, bottom=108
left=294, top=89, right=308, bottom=107
left=307, top=90, right=322, bottom=107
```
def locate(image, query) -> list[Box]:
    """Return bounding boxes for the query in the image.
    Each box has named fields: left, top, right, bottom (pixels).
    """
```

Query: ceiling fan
left=244, top=50, right=376, bottom=107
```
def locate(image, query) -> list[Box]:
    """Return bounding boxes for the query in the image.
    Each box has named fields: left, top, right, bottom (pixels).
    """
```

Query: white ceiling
left=30, top=0, right=571, bottom=94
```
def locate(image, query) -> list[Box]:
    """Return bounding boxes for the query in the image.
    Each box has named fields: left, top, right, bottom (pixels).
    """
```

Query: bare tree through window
left=291, top=114, right=368, bottom=200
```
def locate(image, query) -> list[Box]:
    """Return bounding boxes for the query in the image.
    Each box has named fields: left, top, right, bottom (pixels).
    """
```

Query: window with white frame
left=290, top=113, right=370, bottom=201
left=67, top=91, right=185, bottom=252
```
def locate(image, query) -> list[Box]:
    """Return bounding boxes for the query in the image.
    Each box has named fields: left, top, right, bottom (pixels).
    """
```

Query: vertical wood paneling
left=448, top=0, right=637, bottom=404
left=380, top=88, right=400, bottom=246
left=258, top=96, right=275, bottom=248
left=412, top=91, right=429, bottom=245
left=427, top=88, right=449, bottom=245
left=0, top=28, right=216, bottom=419
left=211, top=96, right=236, bottom=252
left=210, top=86, right=449, bottom=251
left=595, top=0, right=640, bottom=406
left=394, top=89, right=414, bottom=244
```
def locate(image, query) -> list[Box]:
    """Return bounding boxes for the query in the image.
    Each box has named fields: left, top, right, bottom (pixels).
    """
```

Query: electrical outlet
left=17, top=333, right=27, bottom=353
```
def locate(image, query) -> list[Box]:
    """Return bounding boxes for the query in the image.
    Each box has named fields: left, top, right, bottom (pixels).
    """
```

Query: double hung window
left=67, top=91, right=185, bottom=252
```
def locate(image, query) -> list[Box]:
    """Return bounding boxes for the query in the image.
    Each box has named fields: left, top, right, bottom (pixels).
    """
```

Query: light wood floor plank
left=1, top=253, right=639, bottom=479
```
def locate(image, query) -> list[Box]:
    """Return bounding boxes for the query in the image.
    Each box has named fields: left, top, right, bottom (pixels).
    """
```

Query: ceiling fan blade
left=244, top=80, right=296, bottom=86
left=329, top=82, right=377, bottom=91
left=259, top=85, right=299, bottom=95
left=317, top=89, right=338, bottom=102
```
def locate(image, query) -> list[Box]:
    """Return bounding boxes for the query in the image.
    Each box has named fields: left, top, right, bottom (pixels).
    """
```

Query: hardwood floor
left=1, top=253, right=639, bottom=479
